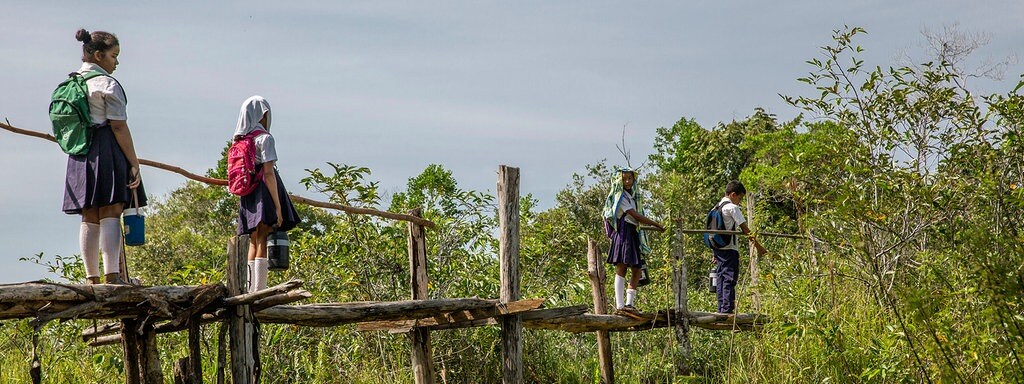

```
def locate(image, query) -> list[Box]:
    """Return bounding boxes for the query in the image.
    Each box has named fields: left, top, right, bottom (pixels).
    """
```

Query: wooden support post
left=188, top=317, right=202, bottom=384
left=123, top=318, right=142, bottom=384
left=586, top=239, right=614, bottom=384
left=747, top=193, right=760, bottom=312
left=139, top=323, right=164, bottom=384
left=216, top=322, right=227, bottom=384
left=672, top=225, right=693, bottom=376
left=174, top=358, right=189, bottom=384
left=407, top=208, right=436, bottom=384
left=498, top=165, right=523, bottom=384
left=227, top=236, right=257, bottom=384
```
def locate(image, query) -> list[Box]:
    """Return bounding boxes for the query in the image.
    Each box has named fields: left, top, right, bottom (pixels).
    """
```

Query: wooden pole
left=227, top=236, right=257, bottom=384
left=407, top=208, right=436, bottom=384
left=498, top=165, right=523, bottom=384
left=0, top=121, right=437, bottom=228
left=673, top=225, right=693, bottom=376
left=672, top=229, right=807, bottom=240
left=216, top=322, right=227, bottom=384
left=747, top=193, right=760, bottom=312
left=586, top=239, right=614, bottom=384
left=188, top=317, right=203, bottom=384
left=174, top=358, right=189, bottom=384
left=122, top=318, right=142, bottom=384
left=139, top=322, right=164, bottom=384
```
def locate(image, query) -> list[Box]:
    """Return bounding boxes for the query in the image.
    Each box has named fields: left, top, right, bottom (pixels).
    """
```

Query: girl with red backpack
left=233, top=96, right=301, bottom=292
left=62, top=29, right=146, bottom=285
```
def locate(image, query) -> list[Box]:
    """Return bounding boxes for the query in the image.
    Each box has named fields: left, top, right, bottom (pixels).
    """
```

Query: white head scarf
left=233, top=95, right=272, bottom=137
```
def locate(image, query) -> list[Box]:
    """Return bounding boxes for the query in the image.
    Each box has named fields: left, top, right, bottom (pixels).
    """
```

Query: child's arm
left=263, top=161, right=283, bottom=228
left=626, top=209, right=664, bottom=231
left=109, top=119, right=141, bottom=189
left=739, top=222, right=767, bottom=255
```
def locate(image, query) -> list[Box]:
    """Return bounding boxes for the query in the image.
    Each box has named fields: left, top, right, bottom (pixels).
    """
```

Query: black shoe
left=104, top=273, right=128, bottom=285
left=618, top=305, right=644, bottom=319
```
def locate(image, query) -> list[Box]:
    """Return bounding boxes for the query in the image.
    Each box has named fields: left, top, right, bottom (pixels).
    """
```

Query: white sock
left=626, top=289, right=637, bottom=307
left=247, top=260, right=256, bottom=292
left=99, top=218, right=121, bottom=275
left=253, top=258, right=269, bottom=292
left=614, top=275, right=626, bottom=309
left=80, top=222, right=101, bottom=279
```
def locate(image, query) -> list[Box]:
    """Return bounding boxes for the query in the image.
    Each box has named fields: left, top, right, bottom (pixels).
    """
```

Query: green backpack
left=49, top=71, right=106, bottom=155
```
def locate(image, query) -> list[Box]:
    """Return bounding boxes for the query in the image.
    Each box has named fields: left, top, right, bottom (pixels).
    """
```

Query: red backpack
left=227, top=130, right=266, bottom=196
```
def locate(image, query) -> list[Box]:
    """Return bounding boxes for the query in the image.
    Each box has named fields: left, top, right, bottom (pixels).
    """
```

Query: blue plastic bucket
left=123, top=208, right=145, bottom=246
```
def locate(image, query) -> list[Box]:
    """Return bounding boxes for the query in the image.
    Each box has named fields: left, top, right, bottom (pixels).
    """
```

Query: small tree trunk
left=407, top=208, right=436, bottom=384
left=498, top=165, right=523, bottom=384
left=673, top=225, right=693, bottom=376
left=587, top=239, right=614, bottom=384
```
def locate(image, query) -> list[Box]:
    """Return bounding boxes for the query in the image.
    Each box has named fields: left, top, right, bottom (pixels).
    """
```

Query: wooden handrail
left=1, top=120, right=435, bottom=228
left=642, top=226, right=808, bottom=240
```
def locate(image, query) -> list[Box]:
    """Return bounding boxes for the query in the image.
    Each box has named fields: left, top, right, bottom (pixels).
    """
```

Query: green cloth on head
left=602, top=167, right=652, bottom=255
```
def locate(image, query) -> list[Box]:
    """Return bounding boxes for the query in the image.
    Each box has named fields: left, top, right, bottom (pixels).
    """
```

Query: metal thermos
left=267, top=231, right=290, bottom=271
left=708, top=268, right=718, bottom=293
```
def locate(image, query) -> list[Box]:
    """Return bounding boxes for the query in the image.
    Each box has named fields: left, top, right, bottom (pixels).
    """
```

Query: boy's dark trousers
left=713, top=248, right=740, bottom=314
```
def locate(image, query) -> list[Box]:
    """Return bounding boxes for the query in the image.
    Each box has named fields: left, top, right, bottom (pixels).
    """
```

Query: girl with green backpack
left=61, top=29, right=146, bottom=285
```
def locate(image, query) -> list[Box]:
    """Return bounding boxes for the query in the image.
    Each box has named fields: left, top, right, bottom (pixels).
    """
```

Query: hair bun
left=75, top=29, right=92, bottom=44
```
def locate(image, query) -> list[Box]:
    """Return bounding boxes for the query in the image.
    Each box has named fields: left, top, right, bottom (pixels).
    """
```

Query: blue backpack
left=703, top=201, right=734, bottom=250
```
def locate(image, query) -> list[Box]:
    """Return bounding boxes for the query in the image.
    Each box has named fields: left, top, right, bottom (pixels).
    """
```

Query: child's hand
left=756, top=245, right=768, bottom=257
left=275, top=208, right=283, bottom=229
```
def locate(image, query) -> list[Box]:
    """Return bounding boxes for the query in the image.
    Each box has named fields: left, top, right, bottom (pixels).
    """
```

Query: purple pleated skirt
left=63, top=125, right=147, bottom=214
left=237, top=166, right=301, bottom=235
left=606, top=216, right=642, bottom=267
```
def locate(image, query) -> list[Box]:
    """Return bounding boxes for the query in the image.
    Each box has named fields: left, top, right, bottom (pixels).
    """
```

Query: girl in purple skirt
left=233, top=96, right=300, bottom=293
left=602, top=168, right=663, bottom=315
left=63, top=29, right=146, bottom=285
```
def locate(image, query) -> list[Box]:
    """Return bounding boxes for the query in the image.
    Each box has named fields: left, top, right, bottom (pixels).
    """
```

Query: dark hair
left=726, top=180, right=746, bottom=196
left=76, top=29, right=119, bottom=60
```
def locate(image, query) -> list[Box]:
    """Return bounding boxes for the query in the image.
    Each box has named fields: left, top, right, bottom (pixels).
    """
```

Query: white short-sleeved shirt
left=253, top=132, right=278, bottom=164
left=615, top=191, right=640, bottom=226
left=78, top=63, right=127, bottom=125
left=720, top=196, right=746, bottom=250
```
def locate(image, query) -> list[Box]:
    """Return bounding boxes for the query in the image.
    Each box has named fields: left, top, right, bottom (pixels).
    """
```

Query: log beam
left=254, top=298, right=501, bottom=327
left=357, top=298, right=545, bottom=332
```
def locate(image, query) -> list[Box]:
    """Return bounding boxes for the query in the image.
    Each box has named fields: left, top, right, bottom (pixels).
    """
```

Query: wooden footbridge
left=1, top=122, right=769, bottom=384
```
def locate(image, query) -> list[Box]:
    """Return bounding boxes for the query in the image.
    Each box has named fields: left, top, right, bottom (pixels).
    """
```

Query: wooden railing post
left=139, top=323, right=164, bottom=384
left=188, top=316, right=203, bottom=384
left=227, top=236, right=257, bottom=384
left=747, top=193, right=760, bottom=312
left=122, top=318, right=142, bottom=384
left=586, top=239, right=614, bottom=384
left=407, top=208, right=436, bottom=384
left=498, top=165, right=523, bottom=384
left=673, top=225, right=693, bottom=376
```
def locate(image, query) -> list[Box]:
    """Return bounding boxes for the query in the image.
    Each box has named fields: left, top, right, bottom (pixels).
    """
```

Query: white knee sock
left=614, top=275, right=626, bottom=309
left=99, top=218, right=122, bottom=275
left=253, top=258, right=269, bottom=292
left=626, top=289, right=637, bottom=307
left=247, top=260, right=256, bottom=292
left=80, top=222, right=101, bottom=279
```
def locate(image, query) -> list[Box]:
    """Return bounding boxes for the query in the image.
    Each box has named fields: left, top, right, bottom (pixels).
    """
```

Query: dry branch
left=0, top=121, right=435, bottom=227
left=221, top=279, right=303, bottom=306
left=525, top=310, right=770, bottom=333
left=254, top=298, right=502, bottom=327
left=357, top=298, right=545, bottom=332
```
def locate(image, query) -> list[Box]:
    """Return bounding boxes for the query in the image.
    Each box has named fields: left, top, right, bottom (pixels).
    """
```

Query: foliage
left=4, top=25, right=1022, bottom=383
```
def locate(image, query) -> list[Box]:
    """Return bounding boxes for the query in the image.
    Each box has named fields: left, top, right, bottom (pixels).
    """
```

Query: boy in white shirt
left=714, top=181, right=767, bottom=314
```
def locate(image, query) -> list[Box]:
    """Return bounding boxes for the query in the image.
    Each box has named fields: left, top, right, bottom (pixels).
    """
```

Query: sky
left=2, top=1, right=1022, bottom=283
